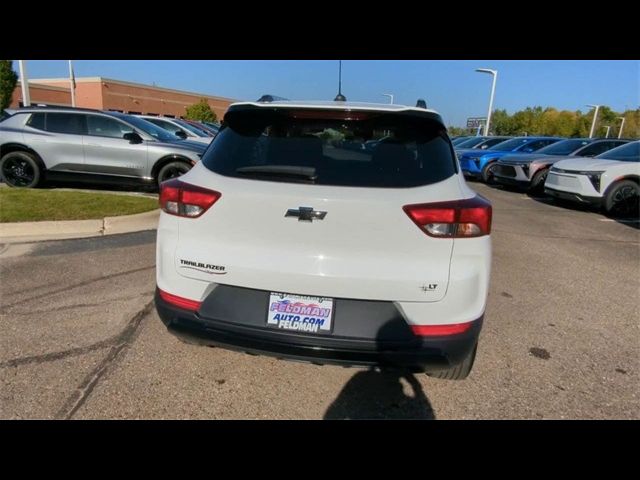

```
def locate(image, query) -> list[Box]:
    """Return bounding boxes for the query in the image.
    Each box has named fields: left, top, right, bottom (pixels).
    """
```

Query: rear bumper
left=544, top=186, right=602, bottom=207
left=155, top=288, right=483, bottom=372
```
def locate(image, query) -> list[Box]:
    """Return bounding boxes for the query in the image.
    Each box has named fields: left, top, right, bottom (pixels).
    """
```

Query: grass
left=0, top=188, right=158, bottom=223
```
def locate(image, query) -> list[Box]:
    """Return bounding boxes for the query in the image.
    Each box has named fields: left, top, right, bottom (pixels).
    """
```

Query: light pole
left=587, top=104, right=601, bottom=138
left=68, top=60, right=76, bottom=107
left=617, top=116, right=626, bottom=138
left=476, top=68, right=497, bottom=136
left=604, top=125, right=611, bottom=138
left=18, top=60, right=31, bottom=107
left=381, top=93, right=394, bottom=104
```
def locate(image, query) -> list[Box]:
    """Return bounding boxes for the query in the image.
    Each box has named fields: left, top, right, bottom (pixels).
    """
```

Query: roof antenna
left=334, top=60, right=346, bottom=102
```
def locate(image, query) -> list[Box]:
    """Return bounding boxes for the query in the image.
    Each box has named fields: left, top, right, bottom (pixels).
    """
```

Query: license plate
left=266, top=292, right=334, bottom=334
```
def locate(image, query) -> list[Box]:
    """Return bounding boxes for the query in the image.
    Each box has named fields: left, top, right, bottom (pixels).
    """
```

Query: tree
left=185, top=99, right=217, bottom=122
left=0, top=60, right=18, bottom=110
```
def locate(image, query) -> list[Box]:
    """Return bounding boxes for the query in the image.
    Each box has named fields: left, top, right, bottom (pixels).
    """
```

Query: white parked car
left=545, top=141, right=640, bottom=217
left=154, top=98, right=492, bottom=380
left=138, top=115, right=213, bottom=145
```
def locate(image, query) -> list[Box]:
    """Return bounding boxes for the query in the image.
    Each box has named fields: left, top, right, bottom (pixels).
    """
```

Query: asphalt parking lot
left=0, top=182, right=638, bottom=419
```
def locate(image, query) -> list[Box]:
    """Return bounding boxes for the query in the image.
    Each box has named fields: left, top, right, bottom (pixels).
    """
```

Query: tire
left=0, top=151, right=42, bottom=188
left=426, top=342, right=477, bottom=381
left=481, top=162, right=496, bottom=184
left=529, top=168, right=549, bottom=195
left=157, top=161, right=191, bottom=185
left=604, top=180, right=640, bottom=218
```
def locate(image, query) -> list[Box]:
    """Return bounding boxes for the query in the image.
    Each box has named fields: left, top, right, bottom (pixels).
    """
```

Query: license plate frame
left=266, top=292, right=335, bottom=335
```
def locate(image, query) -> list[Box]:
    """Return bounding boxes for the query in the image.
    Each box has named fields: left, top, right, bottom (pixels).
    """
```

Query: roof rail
left=14, top=105, right=105, bottom=114
left=416, top=99, right=427, bottom=109
left=257, top=94, right=289, bottom=103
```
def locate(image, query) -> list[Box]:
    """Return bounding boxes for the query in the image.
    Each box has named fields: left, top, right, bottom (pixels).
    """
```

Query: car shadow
left=324, top=368, right=435, bottom=419
left=324, top=317, right=436, bottom=420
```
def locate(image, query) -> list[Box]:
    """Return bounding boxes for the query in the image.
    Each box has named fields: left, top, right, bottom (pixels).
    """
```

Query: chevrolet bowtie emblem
left=285, top=207, right=327, bottom=222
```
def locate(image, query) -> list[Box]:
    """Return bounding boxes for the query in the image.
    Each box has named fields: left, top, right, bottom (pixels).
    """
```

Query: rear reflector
left=159, top=179, right=221, bottom=218
left=158, top=288, right=202, bottom=311
left=411, top=321, right=474, bottom=337
left=403, top=195, right=492, bottom=238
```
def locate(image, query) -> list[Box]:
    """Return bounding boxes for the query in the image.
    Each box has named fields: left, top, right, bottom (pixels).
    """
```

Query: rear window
left=201, top=109, right=455, bottom=188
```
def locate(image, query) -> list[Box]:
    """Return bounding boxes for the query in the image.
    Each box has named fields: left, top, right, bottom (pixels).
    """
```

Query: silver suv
left=0, top=107, right=207, bottom=188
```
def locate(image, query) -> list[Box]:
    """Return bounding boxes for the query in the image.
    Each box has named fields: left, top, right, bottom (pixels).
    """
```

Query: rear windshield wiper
left=235, top=165, right=318, bottom=183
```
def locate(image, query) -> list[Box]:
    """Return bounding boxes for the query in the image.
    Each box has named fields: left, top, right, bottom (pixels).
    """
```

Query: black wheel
left=481, top=162, right=496, bottom=184
left=157, top=161, right=191, bottom=185
left=0, top=151, right=41, bottom=188
left=604, top=180, right=640, bottom=218
left=426, top=342, right=477, bottom=380
left=529, top=168, right=549, bottom=194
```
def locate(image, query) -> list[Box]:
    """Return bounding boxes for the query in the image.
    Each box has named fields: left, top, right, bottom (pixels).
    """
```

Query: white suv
left=545, top=141, right=639, bottom=217
left=154, top=99, right=492, bottom=380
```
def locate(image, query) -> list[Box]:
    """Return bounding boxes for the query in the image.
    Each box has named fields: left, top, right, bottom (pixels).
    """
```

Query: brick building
left=11, top=77, right=236, bottom=120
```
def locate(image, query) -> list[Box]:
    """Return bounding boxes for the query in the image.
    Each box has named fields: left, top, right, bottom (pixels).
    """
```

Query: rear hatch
left=174, top=105, right=464, bottom=303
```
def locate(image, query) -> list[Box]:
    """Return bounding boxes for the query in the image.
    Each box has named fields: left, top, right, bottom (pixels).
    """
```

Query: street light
left=604, top=125, right=611, bottom=138
left=617, top=116, right=626, bottom=139
left=381, top=93, right=394, bottom=104
left=586, top=104, right=601, bottom=139
left=18, top=60, right=31, bottom=107
left=475, top=68, right=498, bottom=136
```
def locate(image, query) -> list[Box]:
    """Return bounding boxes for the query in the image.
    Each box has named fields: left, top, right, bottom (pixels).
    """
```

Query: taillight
left=158, top=288, right=202, bottom=312
left=403, top=196, right=492, bottom=238
left=411, top=321, right=474, bottom=337
left=159, top=179, right=221, bottom=218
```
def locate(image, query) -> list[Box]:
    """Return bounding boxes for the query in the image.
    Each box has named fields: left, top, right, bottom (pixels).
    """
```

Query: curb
left=0, top=210, right=160, bottom=244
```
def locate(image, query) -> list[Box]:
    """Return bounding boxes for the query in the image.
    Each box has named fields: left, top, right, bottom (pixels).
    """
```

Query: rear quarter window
left=201, top=109, right=456, bottom=188
left=26, top=113, right=46, bottom=130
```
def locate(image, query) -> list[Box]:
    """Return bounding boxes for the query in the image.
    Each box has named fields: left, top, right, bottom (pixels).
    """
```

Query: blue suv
left=458, top=136, right=563, bottom=182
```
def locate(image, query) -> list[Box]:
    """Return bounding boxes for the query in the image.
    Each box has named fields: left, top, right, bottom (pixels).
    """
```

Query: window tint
left=537, top=139, right=590, bottom=155
left=27, top=113, right=46, bottom=130
left=202, top=109, right=456, bottom=188
left=479, top=137, right=509, bottom=148
left=175, top=119, right=209, bottom=137
left=520, top=139, right=556, bottom=152
left=45, top=113, right=86, bottom=135
left=578, top=141, right=618, bottom=157
left=492, top=138, right=530, bottom=151
left=455, top=137, right=488, bottom=148
left=451, top=136, right=472, bottom=146
left=596, top=142, right=639, bottom=162
left=118, top=115, right=176, bottom=142
left=148, top=118, right=182, bottom=134
left=87, top=115, right=132, bottom=138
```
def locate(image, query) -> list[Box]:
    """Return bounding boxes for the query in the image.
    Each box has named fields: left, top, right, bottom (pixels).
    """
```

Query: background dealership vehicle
left=451, top=136, right=474, bottom=146
left=454, top=136, right=510, bottom=152
left=138, top=115, right=213, bottom=144
left=545, top=141, right=640, bottom=216
left=182, top=119, right=219, bottom=137
left=493, top=138, right=629, bottom=193
left=155, top=99, right=493, bottom=380
left=0, top=107, right=205, bottom=188
left=458, top=136, right=563, bottom=182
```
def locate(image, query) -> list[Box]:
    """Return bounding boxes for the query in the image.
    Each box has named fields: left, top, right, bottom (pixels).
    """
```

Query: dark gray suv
left=0, top=107, right=207, bottom=188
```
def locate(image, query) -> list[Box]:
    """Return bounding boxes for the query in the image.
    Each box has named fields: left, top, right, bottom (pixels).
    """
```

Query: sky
left=15, top=60, right=640, bottom=127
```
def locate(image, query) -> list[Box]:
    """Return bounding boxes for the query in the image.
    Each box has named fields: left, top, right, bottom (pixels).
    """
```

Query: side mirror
left=175, top=130, right=188, bottom=140
left=123, top=132, right=142, bottom=144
